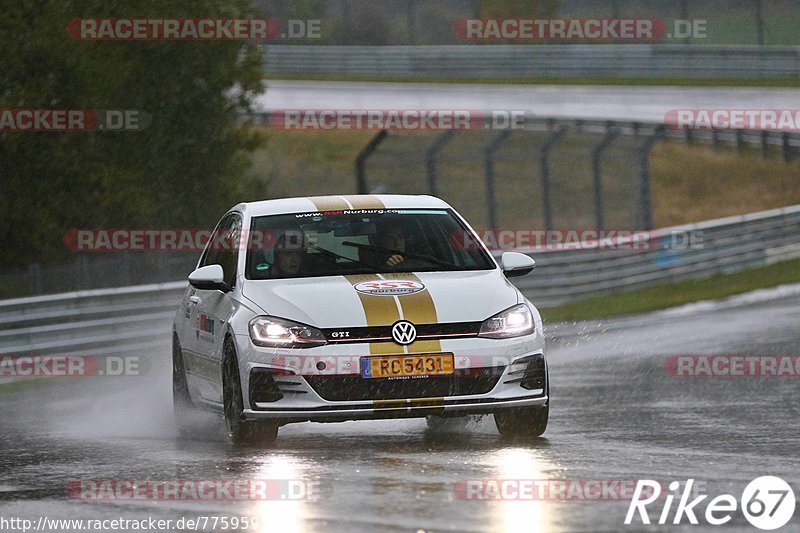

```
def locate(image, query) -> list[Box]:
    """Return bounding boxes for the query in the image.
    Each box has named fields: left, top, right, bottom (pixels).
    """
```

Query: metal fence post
left=484, top=130, right=512, bottom=232
left=760, top=131, right=769, bottom=159
left=426, top=130, right=456, bottom=196
left=28, top=263, right=42, bottom=295
left=611, top=0, right=620, bottom=19
left=355, top=130, right=389, bottom=194
left=736, top=129, right=744, bottom=153
left=783, top=132, right=793, bottom=163
left=157, top=251, right=168, bottom=283
left=591, top=127, right=620, bottom=231
left=120, top=254, right=133, bottom=286
left=540, top=126, right=569, bottom=231
left=680, top=0, right=690, bottom=45
left=638, top=126, right=666, bottom=230
left=78, top=256, right=90, bottom=290
left=407, top=0, right=416, bottom=44
left=755, top=0, right=765, bottom=45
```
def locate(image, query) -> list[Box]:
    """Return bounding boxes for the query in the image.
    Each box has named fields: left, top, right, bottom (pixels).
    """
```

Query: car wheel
left=222, top=338, right=278, bottom=445
left=494, top=404, right=549, bottom=438
left=173, top=336, right=198, bottom=438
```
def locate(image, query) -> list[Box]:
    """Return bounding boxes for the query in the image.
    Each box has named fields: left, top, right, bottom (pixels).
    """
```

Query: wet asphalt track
left=0, top=292, right=798, bottom=532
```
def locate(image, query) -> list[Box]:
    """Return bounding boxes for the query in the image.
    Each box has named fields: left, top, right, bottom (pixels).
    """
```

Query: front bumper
left=243, top=395, right=548, bottom=422
left=234, top=328, right=547, bottom=424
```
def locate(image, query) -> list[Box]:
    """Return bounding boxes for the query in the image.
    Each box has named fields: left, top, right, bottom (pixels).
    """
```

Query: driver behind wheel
left=361, top=221, right=407, bottom=268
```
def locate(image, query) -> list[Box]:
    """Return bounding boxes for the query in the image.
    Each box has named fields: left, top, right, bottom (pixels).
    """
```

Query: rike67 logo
left=625, top=477, right=795, bottom=530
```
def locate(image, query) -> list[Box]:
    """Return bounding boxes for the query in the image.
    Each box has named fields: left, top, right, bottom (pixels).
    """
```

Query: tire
left=172, top=336, right=198, bottom=438
left=494, top=404, right=549, bottom=438
left=222, top=338, right=278, bottom=445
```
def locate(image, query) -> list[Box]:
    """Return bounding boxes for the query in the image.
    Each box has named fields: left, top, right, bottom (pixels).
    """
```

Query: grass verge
left=539, top=257, right=800, bottom=322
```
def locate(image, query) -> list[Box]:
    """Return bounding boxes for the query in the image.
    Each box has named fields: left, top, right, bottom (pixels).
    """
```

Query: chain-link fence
left=358, top=121, right=655, bottom=234
left=356, top=118, right=800, bottom=234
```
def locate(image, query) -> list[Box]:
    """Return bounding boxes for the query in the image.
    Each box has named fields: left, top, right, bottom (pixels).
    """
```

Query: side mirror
left=188, top=264, right=230, bottom=292
left=501, top=252, right=535, bottom=278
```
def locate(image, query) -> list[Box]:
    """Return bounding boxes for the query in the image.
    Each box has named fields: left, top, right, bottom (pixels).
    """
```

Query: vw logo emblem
left=391, top=320, right=417, bottom=345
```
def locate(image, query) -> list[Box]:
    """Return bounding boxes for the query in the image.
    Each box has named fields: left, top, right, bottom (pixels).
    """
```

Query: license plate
left=360, top=354, right=454, bottom=379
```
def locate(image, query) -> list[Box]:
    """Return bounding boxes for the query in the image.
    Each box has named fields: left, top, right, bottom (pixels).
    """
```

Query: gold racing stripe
left=373, top=398, right=445, bottom=411
left=383, top=273, right=442, bottom=353
left=342, top=195, right=385, bottom=210
left=308, top=195, right=350, bottom=211
left=346, top=273, right=447, bottom=407
left=373, top=397, right=444, bottom=405
left=345, top=274, right=401, bottom=355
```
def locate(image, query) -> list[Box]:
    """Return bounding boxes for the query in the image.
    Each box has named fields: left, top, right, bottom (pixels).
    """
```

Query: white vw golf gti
left=172, top=195, right=548, bottom=443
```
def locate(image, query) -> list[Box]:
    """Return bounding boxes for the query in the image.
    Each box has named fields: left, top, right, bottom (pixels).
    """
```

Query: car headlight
left=249, top=316, right=327, bottom=348
left=478, top=304, right=535, bottom=338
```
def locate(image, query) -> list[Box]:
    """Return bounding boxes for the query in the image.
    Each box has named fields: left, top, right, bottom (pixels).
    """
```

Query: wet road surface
left=1, top=293, right=798, bottom=532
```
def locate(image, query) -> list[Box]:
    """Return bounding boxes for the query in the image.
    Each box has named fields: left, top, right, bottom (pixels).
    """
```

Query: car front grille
left=304, top=367, right=503, bottom=401
left=321, top=321, right=482, bottom=344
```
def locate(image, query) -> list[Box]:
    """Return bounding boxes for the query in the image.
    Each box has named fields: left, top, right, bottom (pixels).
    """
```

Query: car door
left=183, top=214, right=235, bottom=403
left=191, top=213, right=241, bottom=404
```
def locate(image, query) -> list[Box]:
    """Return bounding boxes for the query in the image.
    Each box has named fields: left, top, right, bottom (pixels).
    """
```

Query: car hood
left=241, top=270, right=519, bottom=328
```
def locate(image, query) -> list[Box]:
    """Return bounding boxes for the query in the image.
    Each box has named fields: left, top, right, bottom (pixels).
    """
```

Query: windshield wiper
left=307, top=243, right=379, bottom=272
left=342, top=241, right=459, bottom=270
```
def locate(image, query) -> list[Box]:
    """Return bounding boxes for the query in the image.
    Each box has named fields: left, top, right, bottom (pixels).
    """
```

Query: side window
left=200, top=216, right=231, bottom=269
left=200, top=214, right=241, bottom=287
left=218, top=215, right=241, bottom=287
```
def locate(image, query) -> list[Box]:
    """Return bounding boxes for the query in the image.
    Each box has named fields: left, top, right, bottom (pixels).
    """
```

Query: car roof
left=239, top=194, right=452, bottom=217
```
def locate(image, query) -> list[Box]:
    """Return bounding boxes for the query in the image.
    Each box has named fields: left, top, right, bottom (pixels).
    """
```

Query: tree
left=0, top=0, right=265, bottom=267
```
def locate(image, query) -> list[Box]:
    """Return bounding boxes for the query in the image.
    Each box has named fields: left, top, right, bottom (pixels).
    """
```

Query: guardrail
left=0, top=206, right=799, bottom=366
left=0, top=282, right=185, bottom=360
left=511, top=204, right=800, bottom=306
left=263, top=45, right=800, bottom=79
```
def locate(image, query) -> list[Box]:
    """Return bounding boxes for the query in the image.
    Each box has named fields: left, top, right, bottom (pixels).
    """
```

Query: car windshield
left=245, top=208, right=495, bottom=279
